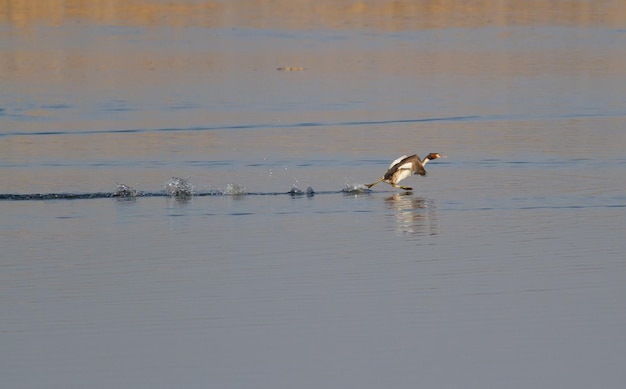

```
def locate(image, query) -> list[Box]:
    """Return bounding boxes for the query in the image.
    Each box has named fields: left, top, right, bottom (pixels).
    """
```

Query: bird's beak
left=441, top=155, right=447, bottom=158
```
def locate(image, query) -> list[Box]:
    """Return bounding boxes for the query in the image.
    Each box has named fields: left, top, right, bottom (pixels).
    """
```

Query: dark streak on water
left=0, top=115, right=477, bottom=137
left=0, top=190, right=350, bottom=200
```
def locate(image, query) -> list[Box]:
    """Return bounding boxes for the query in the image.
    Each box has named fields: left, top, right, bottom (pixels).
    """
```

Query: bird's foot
left=400, top=186, right=413, bottom=191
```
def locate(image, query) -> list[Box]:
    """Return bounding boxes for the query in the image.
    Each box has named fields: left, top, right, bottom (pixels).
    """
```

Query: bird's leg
left=391, top=183, right=413, bottom=191
left=365, top=177, right=384, bottom=188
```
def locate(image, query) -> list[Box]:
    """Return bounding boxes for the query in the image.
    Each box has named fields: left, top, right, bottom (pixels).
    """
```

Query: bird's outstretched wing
left=389, top=155, right=408, bottom=169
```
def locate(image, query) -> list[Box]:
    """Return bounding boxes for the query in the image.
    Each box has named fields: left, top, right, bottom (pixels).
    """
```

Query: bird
left=366, top=153, right=446, bottom=191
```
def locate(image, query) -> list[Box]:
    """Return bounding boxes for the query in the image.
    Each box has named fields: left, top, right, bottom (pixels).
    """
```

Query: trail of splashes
left=165, top=177, right=195, bottom=197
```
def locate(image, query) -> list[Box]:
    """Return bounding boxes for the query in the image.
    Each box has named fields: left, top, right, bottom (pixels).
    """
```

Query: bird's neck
left=421, top=157, right=431, bottom=166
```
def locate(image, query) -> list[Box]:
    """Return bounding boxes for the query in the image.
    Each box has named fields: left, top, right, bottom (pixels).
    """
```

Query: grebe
left=366, top=153, right=446, bottom=191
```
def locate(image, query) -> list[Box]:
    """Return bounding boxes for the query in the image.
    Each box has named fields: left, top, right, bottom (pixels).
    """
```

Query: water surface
left=2, top=1, right=626, bottom=388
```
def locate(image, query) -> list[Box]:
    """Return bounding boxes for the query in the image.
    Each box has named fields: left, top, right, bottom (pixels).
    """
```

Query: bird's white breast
left=393, top=167, right=413, bottom=183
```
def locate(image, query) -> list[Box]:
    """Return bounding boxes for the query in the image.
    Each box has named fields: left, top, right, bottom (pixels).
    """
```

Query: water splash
left=113, top=183, right=139, bottom=197
left=288, top=186, right=315, bottom=197
left=165, top=177, right=195, bottom=197
left=223, top=183, right=247, bottom=195
left=341, top=183, right=371, bottom=194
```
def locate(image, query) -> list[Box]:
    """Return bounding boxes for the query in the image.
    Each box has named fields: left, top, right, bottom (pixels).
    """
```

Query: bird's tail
left=365, top=177, right=384, bottom=188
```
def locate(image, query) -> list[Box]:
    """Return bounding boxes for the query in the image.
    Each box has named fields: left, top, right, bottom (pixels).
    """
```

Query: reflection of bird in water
left=386, top=194, right=439, bottom=238
left=366, top=153, right=446, bottom=191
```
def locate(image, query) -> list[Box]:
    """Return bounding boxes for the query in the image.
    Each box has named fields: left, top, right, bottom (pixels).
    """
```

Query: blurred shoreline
left=2, top=0, right=625, bottom=31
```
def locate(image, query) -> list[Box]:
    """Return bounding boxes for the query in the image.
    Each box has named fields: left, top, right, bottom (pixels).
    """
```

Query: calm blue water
left=2, top=7, right=626, bottom=389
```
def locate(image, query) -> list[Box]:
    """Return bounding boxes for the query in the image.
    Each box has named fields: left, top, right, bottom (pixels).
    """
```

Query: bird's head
left=426, top=153, right=447, bottom=161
